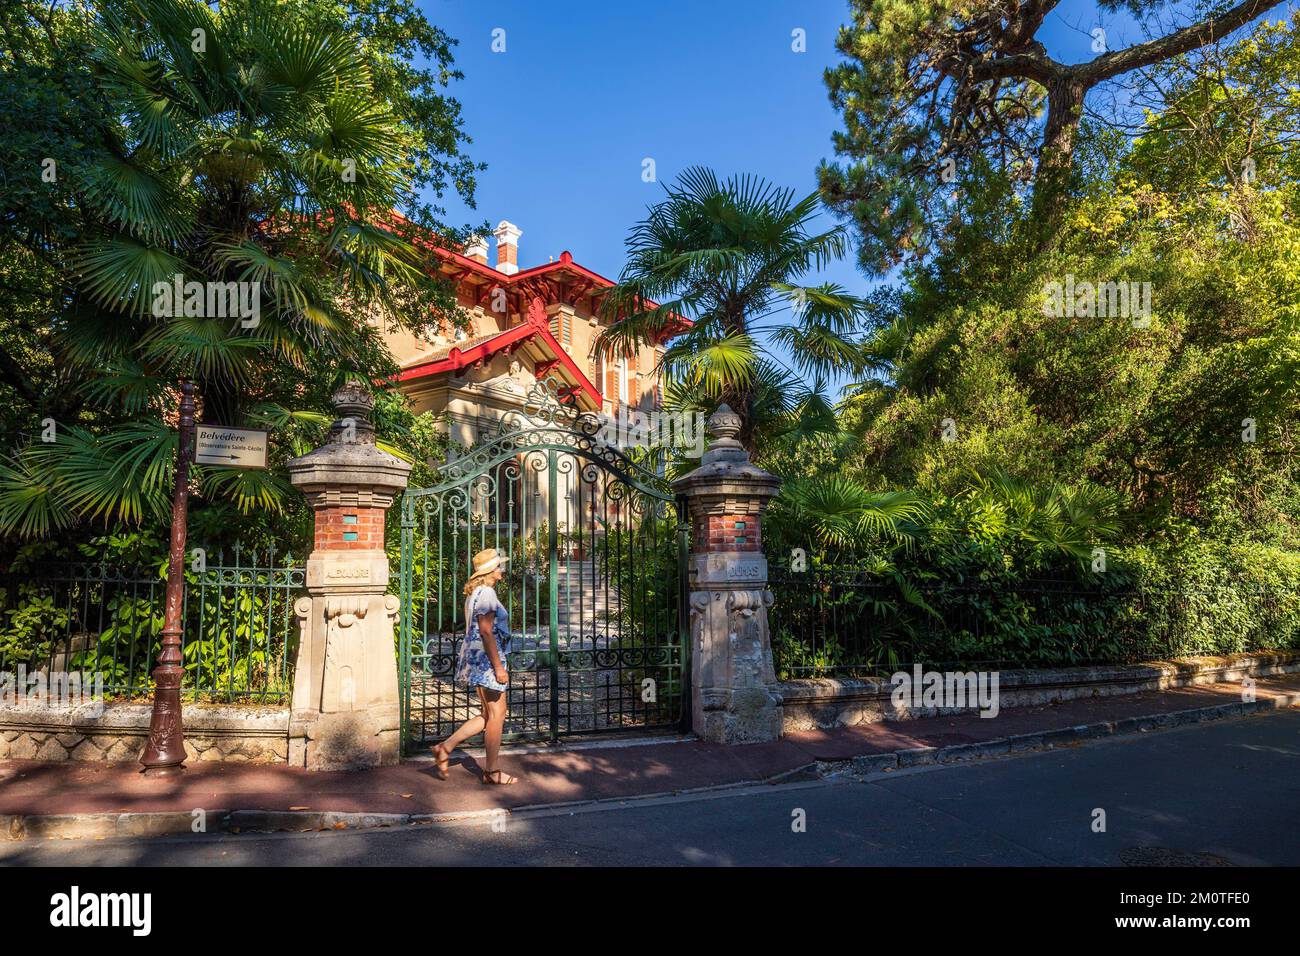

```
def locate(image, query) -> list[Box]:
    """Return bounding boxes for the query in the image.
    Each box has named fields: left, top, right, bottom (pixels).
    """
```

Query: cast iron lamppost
left=140, top=381, right=195, bottom=775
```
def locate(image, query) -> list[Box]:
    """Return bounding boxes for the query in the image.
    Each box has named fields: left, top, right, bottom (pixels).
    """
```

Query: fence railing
left=0, top=547, right=306, bottom=703
left=768, top=572, right=1300, bottom=680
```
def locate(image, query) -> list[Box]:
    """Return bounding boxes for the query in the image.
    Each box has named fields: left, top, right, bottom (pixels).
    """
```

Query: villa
left=380, top=220, right=673, bottom=448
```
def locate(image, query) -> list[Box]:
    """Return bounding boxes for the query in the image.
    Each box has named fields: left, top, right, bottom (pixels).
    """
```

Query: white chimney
left=464, top=234, right=488, bottom=265
left=494, top=220, right=522, bottom=275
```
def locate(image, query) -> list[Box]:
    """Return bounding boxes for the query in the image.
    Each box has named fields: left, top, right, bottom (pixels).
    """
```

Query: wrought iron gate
left=397, top=397, right=689, bottom=751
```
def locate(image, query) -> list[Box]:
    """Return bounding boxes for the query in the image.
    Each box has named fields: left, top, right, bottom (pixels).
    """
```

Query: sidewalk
left=2, top=673, right=1297, bottom=839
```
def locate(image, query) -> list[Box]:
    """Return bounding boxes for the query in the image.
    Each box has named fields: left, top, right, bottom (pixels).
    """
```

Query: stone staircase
left=553, top=560, right=617, bottom=637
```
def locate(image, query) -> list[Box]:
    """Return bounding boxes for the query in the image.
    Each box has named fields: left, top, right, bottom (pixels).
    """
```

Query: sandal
left=430, top=744, right=451, bottom=780
left=482, top=769, right=518, bottom=786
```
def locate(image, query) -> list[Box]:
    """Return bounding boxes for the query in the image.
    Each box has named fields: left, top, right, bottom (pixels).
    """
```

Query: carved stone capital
left=324, top=596, right=369, bottom=627
left=288, top=384, right=411, bottom=507
left=725, top=588, right=769, bottom=616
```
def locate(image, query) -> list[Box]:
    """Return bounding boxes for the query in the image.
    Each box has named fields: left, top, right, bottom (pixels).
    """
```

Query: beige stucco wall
left=383, top=299, right=505, bottom=373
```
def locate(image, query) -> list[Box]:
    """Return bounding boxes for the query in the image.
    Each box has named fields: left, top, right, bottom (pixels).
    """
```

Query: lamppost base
left=140, top=764, right=186, bottom=777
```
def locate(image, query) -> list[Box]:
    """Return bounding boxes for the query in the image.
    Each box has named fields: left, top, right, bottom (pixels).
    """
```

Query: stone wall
left=779, top=650, right=1300, bottom=732
left=0, top=702, right=288, bottom=763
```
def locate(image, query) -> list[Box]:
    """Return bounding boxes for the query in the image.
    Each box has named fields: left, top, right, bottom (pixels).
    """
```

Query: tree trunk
left=0, top=342, right=43, bottom=413
left=1031, top=74, right=1087, bottom=252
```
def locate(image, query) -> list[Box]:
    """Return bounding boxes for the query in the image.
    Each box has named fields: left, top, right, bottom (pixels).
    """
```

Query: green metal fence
left=0, top=546, right=305, bottom=703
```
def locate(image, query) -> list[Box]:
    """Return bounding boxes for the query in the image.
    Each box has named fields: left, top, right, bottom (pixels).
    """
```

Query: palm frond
left=24, top=423, right=177, bottom=526
left=78, top=154, right=192, bottom=243
left=665, top=333, right=758, bottom=397
left=779, top=476, right=927, bottom=549
left=78, top=360, right=170, bottom=415
left=199, top=466, right=290, bottom=514
left=75, top=239, right=188, bottom=317
left=0, top=454, right=74, bottom=539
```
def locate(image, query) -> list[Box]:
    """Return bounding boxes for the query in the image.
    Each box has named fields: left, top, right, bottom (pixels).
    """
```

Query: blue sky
left=415, top=0, right=1203, bottom=393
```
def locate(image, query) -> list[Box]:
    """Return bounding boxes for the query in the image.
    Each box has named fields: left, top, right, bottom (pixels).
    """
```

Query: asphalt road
left=3, top=709, right=1298, bottom=866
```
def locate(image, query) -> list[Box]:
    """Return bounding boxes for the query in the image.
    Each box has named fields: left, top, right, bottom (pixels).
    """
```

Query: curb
left=0, top=808, right=421, bottom=842
left=814, top=691, right=1300, bottom=779
left=0, top=779, right=786, bottom=843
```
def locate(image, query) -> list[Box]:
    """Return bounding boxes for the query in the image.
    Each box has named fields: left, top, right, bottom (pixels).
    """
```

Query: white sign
left=194, top=425, right=269, bottom=469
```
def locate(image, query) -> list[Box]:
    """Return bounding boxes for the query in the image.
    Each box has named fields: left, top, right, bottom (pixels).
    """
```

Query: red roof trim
left=532, top=324, right=601, bottom=407
left=394, top=318, right=602, bottom=409
left=509, top=251, right=612, bottom=286
left=395, top=323, right=537, bottom=382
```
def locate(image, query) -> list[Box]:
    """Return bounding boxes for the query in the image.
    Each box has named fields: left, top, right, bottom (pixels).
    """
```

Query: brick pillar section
left=313, top=507, right=386, bottom=549
left=286, top=382, right=411, bottom=770
left=696, top=514, right=762, bottom=552
left=672, top=404, right=784, bottom=744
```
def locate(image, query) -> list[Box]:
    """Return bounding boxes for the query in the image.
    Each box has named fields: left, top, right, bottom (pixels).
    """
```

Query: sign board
left=194, top=425, right=269, bottom=469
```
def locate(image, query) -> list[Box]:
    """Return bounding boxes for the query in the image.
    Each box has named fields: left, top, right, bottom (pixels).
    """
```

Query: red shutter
left=604, top=362, right=618, bottom=411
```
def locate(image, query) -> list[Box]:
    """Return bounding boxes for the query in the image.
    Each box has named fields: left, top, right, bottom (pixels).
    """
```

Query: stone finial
left=288, top=381, right=410, bottom=511
left=708, top=404, right=742, bottom=445
left=697, top=403, right=752, bottom=469
left=329, top=380, right=376, bottom=444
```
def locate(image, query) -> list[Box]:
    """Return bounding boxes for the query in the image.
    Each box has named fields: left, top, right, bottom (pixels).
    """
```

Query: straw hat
left=470, top=547, right=508, bottom=577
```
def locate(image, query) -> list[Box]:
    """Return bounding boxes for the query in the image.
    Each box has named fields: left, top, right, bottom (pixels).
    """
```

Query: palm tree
left=596, top=167, right=873, bottom=450
left=0, top=0, right=444, bottom=537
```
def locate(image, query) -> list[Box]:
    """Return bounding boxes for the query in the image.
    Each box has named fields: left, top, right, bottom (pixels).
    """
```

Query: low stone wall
left=778, top=650, right=1300, bottom=732
left=0, top=702, right=288, bottom=764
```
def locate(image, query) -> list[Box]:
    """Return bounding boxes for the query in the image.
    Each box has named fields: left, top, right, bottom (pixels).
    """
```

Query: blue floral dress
left=454, top=585, right=512, bottom=692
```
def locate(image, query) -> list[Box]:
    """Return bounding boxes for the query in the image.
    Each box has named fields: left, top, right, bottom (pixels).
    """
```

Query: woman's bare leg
left=481, top=688, right=508, bottom=776
left=437, top=686, right=488, bottom=757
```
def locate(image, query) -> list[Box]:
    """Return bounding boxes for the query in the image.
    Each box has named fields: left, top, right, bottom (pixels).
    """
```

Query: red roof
left=385, top=211, right=692, bottom=342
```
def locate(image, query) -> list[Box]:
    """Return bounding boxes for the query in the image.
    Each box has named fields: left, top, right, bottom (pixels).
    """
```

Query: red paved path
left=1, top=675, right=1295, bottom=817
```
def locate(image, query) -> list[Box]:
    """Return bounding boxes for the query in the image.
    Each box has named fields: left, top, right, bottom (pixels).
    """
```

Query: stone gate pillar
left=287, top=382, right=411, bottom=770
left=673, top=404, right=783, bottom=743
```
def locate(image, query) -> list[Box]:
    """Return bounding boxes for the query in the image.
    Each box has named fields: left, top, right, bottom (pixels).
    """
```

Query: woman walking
left=431, top=547, right=517, bottom=785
